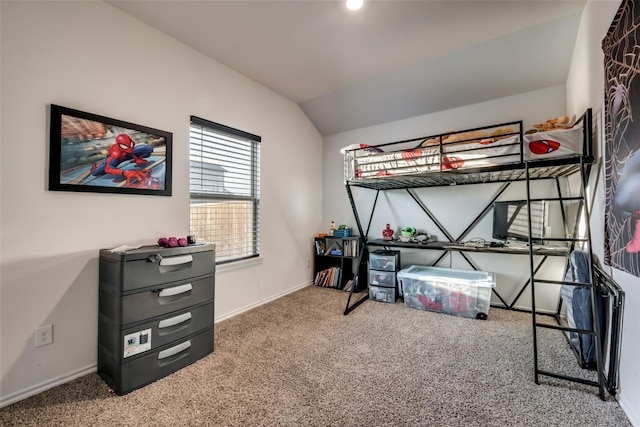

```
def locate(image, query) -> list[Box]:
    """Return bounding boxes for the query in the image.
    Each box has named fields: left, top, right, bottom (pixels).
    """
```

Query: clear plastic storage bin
left=369, top=250, right=401, bottom=271
left=397, top=265, right=495, bottom=319
left=369, top=285, right=396, bottom=303
left=369, top=270, right=396, bottom=288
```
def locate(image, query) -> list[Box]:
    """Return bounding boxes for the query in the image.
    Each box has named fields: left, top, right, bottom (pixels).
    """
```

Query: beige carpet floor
left=0, top=285, right=631, bottom=426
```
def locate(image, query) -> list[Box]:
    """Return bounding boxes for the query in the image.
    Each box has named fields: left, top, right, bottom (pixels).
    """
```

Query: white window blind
left=507, top=201, right=546, bottom=241
left=189, top=117, right=260, bottom=264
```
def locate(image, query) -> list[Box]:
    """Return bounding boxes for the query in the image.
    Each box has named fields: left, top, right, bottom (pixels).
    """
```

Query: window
left=189, top=117, right=260, bottom=264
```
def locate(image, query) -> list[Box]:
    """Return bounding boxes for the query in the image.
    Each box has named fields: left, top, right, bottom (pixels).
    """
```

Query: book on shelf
left=317, top=236, right=358, bottom=257
left=343, top=276, right=359, bottom=292
left=314, top=266, right=342, bottom=288
left=344, top=240, right=358, bottom=257
left=341, top=239, right=359, bottom=257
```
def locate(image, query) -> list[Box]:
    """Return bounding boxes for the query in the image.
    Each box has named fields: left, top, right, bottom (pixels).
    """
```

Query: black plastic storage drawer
left=100, top=243, right=215, bottom=292
left=124, top=276, right=213, bottom=325
left=98, top=326, right=214, bottom=395
left=98, top=301, right=214, bottom=358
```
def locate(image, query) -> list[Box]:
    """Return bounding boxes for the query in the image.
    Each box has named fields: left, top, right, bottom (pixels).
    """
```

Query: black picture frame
left=48, top=104, right=172, bottom=196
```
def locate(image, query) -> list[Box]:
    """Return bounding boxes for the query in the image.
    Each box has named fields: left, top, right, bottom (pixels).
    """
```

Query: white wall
left=323, top=85, right=571, bottom=312
left=0, top=1, right=323, bottom=406
left=324, top=84, right=568, bottom=223
left=567, top=0, right=639, bottom=424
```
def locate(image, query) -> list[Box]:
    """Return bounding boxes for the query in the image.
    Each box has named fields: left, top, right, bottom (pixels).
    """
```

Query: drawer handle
left=158, top=283, right=192, bottom=297
left=158, top=340, right=191, bottom=360
left=159, top=255, right=193, bottom=266
left=158, top=312, right=192, bottom=329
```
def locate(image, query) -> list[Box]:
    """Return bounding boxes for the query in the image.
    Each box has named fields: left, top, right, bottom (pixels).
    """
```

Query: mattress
left=343, top=121, right=585, bottom=181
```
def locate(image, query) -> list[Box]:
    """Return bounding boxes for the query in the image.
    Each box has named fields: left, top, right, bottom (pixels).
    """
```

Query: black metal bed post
left=364, top=190, right=380, bottom=238
left=343, top=244, right=368, bottom=315
left=343, top=183, right=370, bottom=315
left=580, top=157, right=606, bottom=400
left=584, top=108, right=593, bottom=159
left=346, top=183, right=365, bottom=239
left=525, top=162, right=541, bottom=384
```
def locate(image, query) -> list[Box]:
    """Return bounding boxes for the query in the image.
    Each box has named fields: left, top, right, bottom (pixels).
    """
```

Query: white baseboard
left=215, top=281, right=312, bottom=323
left=2, top=282, right=636, bottom=427
left=619, top=393, right=640, bottom=427
left=0, top=364, right=97, bottom=409
left=1, top=282, right=313, bottom=409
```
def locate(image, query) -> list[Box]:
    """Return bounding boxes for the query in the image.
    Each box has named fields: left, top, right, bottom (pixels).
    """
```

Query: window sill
left=216, top=256, right=263, bottom=274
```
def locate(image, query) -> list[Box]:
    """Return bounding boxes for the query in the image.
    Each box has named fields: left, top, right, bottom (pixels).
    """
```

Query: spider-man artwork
left=612, top=150, right=640, bottom=254
left=90, top=133, right=156, bottom=188
left=603, top=0, right=640, bottom=276
left=53, top=110, right=169, bottom=192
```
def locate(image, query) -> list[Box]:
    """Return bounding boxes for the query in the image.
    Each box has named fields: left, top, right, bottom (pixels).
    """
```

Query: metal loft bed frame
left=341, top=109, right=624, bottom=399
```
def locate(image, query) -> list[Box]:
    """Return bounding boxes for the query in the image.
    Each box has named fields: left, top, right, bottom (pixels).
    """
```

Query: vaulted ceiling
left=108, top=0, right=587, bottom=136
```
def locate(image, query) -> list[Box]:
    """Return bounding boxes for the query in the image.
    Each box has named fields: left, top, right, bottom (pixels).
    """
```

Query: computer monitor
left=492, top=200, right=547, bottom=244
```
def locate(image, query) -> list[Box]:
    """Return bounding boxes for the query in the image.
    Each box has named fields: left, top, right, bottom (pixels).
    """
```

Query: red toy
left=382, top=224, right=394, bottom=240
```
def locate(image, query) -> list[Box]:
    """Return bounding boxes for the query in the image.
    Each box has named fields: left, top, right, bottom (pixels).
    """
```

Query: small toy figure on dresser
left=330, top=220, right=336, bottom=236
left=382, top=224, right=394, bottom=240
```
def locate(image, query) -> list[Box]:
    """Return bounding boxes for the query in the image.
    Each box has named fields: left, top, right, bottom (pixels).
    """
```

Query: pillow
left=526, top=115, right=576, bottom=134
left=421, top=126, right=516, bottom=147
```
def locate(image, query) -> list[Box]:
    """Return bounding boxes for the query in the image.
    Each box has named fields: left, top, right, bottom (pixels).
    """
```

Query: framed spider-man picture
left=603, top=0, right=640, bottom=276
left=48, top=104, right=172, bottom=196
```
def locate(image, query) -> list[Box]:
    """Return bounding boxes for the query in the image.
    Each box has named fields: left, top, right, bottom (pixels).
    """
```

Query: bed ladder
left=525, top=158, right=606, bottom=400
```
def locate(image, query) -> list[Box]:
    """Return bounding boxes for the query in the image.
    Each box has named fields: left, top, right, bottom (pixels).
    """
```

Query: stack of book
left=343, top=240, right=359, bottom=257
left=314, top=266, right=342, bottom=288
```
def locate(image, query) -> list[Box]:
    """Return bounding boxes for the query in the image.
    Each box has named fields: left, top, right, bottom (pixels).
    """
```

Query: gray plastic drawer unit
left=99, top=244, right=216, bottom=292
left=98, top=327, right=214, bottom=396
left=368, top=249, right=401, bottom=301
left=99, top=301, right=214, bottom=358
left=98, top=244, right=215, bottom=395
left=99, top=276, right=215, bottom=325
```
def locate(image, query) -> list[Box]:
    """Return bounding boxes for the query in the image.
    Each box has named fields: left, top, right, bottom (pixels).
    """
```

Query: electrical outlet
left=306, top=258, right=310, bottom=268
left=35, top=324, right=53, bottom=348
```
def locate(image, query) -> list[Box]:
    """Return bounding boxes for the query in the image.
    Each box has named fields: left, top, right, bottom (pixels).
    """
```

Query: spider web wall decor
left=603, top=0, right=640, bottom=276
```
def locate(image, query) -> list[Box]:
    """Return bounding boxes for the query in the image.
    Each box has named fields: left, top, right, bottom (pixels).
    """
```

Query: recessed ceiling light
left=346, top=0, right=363, bottom=11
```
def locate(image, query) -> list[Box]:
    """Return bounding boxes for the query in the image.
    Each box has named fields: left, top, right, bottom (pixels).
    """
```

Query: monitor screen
left=492, top=200, right=547, bottom=244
